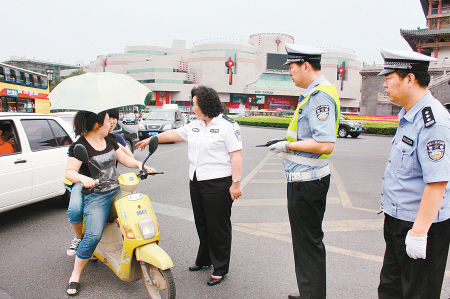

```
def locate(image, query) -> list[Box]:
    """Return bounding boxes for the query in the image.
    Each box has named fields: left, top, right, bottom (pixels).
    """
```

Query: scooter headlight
left=138, top=218, right=156, bottom=239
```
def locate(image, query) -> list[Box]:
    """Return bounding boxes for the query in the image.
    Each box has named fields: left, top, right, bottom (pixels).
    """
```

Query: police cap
left=284, top=44, right=324, bottom=65
left=378, top=48, right=437, bottom=76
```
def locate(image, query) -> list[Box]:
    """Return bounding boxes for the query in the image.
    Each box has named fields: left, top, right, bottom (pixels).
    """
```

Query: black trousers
left=287, top=175, right=330, bottom=299
left=378, top=214, right=450, bottom=299
left=189, top=175, right=233, bottom=276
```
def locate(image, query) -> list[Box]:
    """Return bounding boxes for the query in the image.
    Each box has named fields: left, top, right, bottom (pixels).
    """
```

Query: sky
left=1, top=0, right=426, bottom=66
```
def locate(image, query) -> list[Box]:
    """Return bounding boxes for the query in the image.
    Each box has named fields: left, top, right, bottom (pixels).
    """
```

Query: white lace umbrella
left=48, top=72, right=150, bottom=113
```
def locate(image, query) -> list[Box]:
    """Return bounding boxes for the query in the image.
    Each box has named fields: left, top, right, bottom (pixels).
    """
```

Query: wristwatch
left=232, top=179, right=241, bottom=183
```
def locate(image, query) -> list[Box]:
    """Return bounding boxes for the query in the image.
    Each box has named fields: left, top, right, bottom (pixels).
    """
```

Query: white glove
left=405, top=230, right=427, bottom=259
left=268, top=141, right=291, bottom=154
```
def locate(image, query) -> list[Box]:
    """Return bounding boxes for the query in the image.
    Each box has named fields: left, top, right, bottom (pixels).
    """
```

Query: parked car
left=122, top=113, right=137, bottom=124
left=0, top=112, right=75, bottom=213
left=444, top=103, right=450, bottom=113
left=138, top=109, right=185, bottom=140
left=338, top=114, right=364, bottom=138
left=113, top=121, right=138, bottom=153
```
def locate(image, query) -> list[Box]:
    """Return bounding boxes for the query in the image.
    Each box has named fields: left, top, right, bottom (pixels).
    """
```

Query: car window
left=0, top=119, right=21, bottom=156
left=48, top=120, right=73, bottom=146
left=21, top=119, right=59, bottom=151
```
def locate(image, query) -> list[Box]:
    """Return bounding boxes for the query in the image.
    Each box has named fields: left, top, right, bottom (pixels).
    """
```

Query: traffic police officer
left=377, top=48, right=450, bottom=299
left=136, top=86, right=243, bottom=286
left=268, top=44, right=340, bottom=299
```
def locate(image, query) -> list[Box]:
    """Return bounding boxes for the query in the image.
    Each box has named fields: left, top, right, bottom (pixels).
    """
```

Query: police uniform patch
left=402, top=135, right=414, bottom=146
left=210, top=129, right=219, bottom=133
left=192, top=128, right=200, bottom=132
left=234, top=130, right=241, bottom=141
left=315, top=105, right=329, bottom=120
left=426, top=140, right=445, bottom=161
left=222, top=115, right=235, bottom=123
left=422, top=106, right=436, bottom=128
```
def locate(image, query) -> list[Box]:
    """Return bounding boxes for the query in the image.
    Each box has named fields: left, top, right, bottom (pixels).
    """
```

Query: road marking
left=241, top=152, right=272, bottom=191
left=330, top=164, right=379, bottom=213
left=151, top=201, right=450, bottom=277
left=250, top=179, right=286, bottom=184
left=234, top=219, right=383, bottom=233
left=234, top=196, right=340, bottom=207
left=259, top=169, right=282, bottom=173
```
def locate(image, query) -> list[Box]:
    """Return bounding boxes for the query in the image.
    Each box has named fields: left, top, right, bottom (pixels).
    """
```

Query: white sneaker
left=67, top=236, right=82, bottom=256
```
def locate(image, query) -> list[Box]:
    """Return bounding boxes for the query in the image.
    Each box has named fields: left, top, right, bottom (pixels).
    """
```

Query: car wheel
left=126, top=140, right=134, bottom=153
left=350, top=133, right=360, bottom=138
left=338, top=127, right=348, bottom=138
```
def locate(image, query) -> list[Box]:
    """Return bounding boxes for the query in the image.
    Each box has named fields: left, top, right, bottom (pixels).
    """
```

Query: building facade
left=360, top=0, right=450, bottom=115
left=75, top=33, right=362, bottom=113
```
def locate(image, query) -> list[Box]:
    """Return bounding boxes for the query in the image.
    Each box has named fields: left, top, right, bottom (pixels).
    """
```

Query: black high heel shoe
left=207, top=275, right=226, bottom=286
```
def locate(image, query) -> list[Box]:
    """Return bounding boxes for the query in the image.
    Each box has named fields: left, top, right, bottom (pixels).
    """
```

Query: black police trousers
left=378, top=214, right=450, bottom=299
left=287, top=174, right=330, bottom=299
left=189, top=174, right=233, bottom=276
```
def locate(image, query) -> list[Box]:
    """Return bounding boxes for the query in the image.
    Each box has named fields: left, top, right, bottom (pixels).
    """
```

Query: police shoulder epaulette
left=311, top=90, right=319, bottom=96
left=222, top=114, right=235, bottom=123
left=422, top=106, right=436, bottom=128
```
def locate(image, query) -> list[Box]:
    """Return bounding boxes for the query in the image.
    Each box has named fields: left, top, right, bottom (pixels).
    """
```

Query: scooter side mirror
left=74, top=144, right=89, bottom=163
left=148, top=135, right=159, bottom=155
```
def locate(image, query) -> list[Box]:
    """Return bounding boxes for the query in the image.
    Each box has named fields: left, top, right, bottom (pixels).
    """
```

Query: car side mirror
left=74, top=144, right=89, bottom=163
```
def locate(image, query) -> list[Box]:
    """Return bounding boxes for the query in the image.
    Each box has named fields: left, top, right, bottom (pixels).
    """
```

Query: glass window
left=21, top=119, right=57, bottom=151
left=7, top=68, right=16, bottom=83
left=24, top=73, right=31, bottom=86
left=0, top=67, right=5, bottom=81
left=48, top=120, right=72, bottom=146
left=0, top=119, right=21, bottom=156
left=40, top=76, right=48, bottom=88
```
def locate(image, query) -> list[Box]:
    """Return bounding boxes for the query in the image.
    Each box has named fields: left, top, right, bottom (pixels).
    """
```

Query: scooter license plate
left=148, top=132, right=158, bottom=136
left=127, top=193, right=143, bottom=201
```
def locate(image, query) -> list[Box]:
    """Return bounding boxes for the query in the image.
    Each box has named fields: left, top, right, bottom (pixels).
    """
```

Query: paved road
left=0, top=126, right=448, bottom=298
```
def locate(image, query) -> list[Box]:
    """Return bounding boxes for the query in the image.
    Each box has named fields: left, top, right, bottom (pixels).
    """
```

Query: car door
left=21, top=118, right=72, bottom=201
left=0, top=118, right=33, bottom=212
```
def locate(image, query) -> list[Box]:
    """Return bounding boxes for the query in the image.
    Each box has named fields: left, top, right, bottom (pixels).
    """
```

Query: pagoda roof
left=401, top=28, right=450, bottom=36
left=420, top=0, right=429, bottom=17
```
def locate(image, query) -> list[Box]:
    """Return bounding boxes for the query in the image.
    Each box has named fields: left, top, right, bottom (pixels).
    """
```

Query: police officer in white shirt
left=377, top=48, right=450, bottom=299
left=136, top=86, right=243, bottom=286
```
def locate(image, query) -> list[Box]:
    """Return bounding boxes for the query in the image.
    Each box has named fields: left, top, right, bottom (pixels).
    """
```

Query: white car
left=0, top=112, right=75, bottom=213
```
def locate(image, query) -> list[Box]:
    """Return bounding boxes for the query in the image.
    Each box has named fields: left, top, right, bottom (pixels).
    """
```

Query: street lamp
left=46, top=69, right=54, bottom=82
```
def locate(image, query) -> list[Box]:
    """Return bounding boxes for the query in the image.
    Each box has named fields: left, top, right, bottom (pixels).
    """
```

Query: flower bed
left=235, top=114, right=399, bottom=135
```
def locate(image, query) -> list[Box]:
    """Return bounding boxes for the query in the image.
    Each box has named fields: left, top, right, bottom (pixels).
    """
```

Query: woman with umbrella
left=64, top=110, right=153, bottom=296
left=136, top=86, right=243, bottom=286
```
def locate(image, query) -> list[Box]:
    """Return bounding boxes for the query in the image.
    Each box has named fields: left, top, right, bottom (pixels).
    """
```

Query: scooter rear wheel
left=140, top=262, right=176, bottom=299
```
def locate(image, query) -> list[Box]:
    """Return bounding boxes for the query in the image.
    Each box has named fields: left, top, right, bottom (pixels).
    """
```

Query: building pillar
left=428, top=0, right=433, bottom=29
left=418, top=46, right=422, bottom=53
left=434, top=46, right=439, bottom=59
left=438, top=0, right=442, bottom=30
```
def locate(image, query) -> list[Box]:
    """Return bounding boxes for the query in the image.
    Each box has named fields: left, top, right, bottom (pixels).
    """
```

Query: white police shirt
left=176, top=114, right=243, bottom=181
left=380, top=92, right=450, bottom=222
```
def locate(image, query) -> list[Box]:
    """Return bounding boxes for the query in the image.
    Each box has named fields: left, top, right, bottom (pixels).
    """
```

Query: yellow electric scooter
left=67, top=137, right=175, bottom=298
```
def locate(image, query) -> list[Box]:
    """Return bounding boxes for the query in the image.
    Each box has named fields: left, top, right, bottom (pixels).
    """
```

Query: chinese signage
left=6, top=89, right=18, bottom=97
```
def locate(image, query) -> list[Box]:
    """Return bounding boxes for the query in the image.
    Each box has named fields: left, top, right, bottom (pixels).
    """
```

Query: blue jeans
left=76, top=189, right=120, bottom=259
left=67, top=183, right=84, bottom=225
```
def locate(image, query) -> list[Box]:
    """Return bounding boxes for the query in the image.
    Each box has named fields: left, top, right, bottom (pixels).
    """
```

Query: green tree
left=50, top=69, right=86, bottom=91
left=144, top=92, right=153, bottom=106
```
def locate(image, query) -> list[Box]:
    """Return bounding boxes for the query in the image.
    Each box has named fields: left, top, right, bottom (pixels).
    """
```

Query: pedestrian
left=376, top=48, right=450, bottom=299
left=136, top=85, right=243, bottom=286
left=266, top=44, right=340, bottom=299
left=65, top=110, right=153, bottom=296
left=66, top=108, right=134, bottom=257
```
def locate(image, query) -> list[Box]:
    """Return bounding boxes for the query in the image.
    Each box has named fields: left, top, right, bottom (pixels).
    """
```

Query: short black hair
left=191, top=86, right=223, bottom=118
left=106, top=108, right=119, bottom=119
left=396, top=70, right=430, bottom=87
left=73, top=110, right=108, bottom=136
left=295, top=61, right=321, bottom=71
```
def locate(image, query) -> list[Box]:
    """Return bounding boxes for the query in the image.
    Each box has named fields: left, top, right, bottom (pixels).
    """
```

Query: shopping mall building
left=70, top=33, right=362, bottom=114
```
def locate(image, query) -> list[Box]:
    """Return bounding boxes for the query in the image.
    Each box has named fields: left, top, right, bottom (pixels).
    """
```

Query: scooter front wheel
left=140, top=262, right=176, bottom=299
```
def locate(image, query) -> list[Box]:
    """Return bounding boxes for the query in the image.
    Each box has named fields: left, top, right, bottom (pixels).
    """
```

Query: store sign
left=270, top=98, right=295, bottom=106
left=254, top=90, right=274, bottom=95
left=6, top=89, right=18, bottom=97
